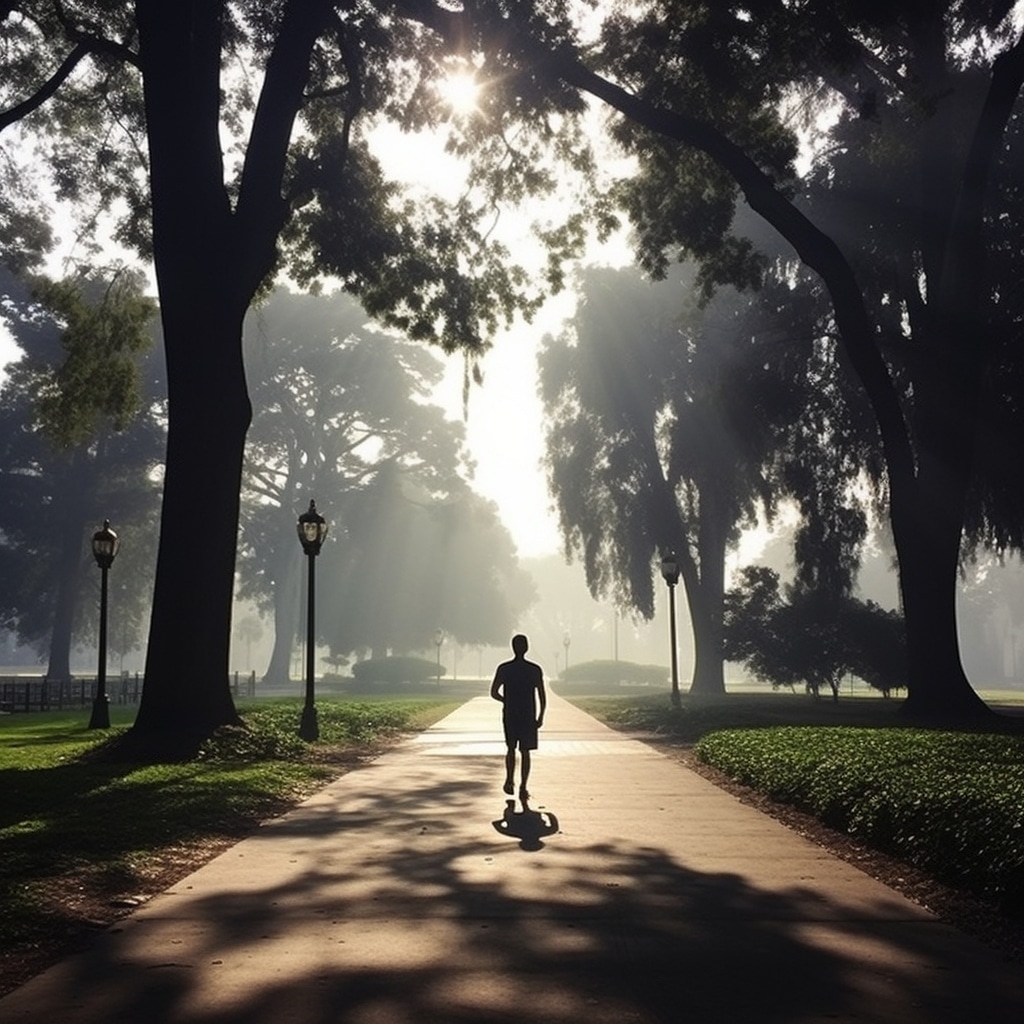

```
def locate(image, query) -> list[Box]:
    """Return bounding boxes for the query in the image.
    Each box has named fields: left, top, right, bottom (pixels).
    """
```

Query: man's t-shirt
left=494, top=657, right=543, bottom=746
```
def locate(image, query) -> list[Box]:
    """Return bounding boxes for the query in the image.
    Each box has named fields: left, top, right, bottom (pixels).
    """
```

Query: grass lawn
left=0, top=696, right=458, bottom=995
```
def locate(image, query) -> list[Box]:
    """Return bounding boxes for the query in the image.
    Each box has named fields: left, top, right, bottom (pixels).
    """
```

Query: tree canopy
left=236, top=286, right=532, bottom=678
left=0, top=266, right=164, bottom=676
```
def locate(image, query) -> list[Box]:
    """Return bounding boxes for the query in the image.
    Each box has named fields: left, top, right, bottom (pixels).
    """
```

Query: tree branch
left=0, top=41, right=88, bottom=131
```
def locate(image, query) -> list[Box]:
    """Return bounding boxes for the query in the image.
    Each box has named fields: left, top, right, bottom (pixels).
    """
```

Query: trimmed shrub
left=561, top=659, right=668, bottom=688
left=351, top=656, right=444, bottom=686
left=696, top=726, right=1024, bottom=908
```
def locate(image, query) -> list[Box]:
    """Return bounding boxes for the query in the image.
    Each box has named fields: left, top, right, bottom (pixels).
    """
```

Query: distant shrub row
left=351, top=656, right=444, bottom=686
left=696, top=726, right=1024, bottom=909
left=560, top=659, right=668, bottom=687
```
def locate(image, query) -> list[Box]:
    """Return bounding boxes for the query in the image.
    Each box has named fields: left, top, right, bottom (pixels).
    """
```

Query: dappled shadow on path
left=5, top=764, right=1023, bottom=1024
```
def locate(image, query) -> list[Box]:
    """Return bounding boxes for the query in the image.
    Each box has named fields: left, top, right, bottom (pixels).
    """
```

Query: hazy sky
left=429, top=294, right=574, bottom=560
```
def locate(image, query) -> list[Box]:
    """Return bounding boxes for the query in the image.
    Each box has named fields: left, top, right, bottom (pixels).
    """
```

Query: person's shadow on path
left=492, top=799, right=560, bottom=850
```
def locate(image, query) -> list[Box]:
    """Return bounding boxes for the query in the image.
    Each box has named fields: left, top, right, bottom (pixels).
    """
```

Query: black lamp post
left=88, top=520, right=120, bottom=729
left=661, top=551, right=681, bottom=708
left=297, top=500, right=328, bottom=740
left=434, top=628, right=444, bottom=687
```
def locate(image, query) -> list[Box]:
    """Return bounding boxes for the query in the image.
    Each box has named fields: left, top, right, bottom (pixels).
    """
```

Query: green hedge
left=351, top=656, right=444, bottom=685
left=696, top=726, right=1024, bottom=908
left=561, top=659, right=668, bottom=687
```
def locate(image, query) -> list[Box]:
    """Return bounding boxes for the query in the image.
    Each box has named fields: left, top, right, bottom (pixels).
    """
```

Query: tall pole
left=299, top=547, right=319, bottom=740
left=88, top=562, right=111, bottom=730
left=435, top=630, right=443, bottom=688
left=88, top=520, right=118, bottom=730
left=297, top=500, right=327, bottom=741
left=661, top=552, right=681, bottom=709
left=667, top=581, right=680, bottom=708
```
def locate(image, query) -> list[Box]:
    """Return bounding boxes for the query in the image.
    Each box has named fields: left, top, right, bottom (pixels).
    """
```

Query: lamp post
left=562, top=631, right=571, bottom=673
left=661, top=551, right=681, bottom=707
left=434, top=628, right=443, bottom=687
left=297, top=500, right=328, bottom=741
left=88, top=520, right=120, bottom=729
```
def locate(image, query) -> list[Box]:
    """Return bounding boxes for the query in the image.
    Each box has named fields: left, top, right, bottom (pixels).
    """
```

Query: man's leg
left=504, top=746, right=516, bottom=794
left=519, top=749, right=531, bottom=798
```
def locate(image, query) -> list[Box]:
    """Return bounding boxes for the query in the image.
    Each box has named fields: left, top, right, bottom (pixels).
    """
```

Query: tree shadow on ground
left=5, top=769, right=1023, bottom=1024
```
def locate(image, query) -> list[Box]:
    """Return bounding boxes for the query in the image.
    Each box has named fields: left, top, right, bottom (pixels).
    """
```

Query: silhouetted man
left=490, top=634, right=547, bottom=798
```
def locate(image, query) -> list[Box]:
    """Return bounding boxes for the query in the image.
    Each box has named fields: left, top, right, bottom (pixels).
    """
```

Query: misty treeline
left=540, top=256, right=902, bottom=698
left=536, top=1, right=1024, bottom=716
left=1, top=2, right=1023, bottom=749
left=0, top=276, right=533, bottom=679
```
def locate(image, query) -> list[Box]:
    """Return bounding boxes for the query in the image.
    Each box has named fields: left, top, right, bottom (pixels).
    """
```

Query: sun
left=437, top=68, right=481, bottom=117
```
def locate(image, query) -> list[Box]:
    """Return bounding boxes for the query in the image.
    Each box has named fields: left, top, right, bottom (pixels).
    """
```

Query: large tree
left=541, top=260, right=869, bottom=697
left=322, top=462, right=535, bottom=658
left=238, top=286, right=471, bottom=684
left=0, top=2, right=581, bottom=751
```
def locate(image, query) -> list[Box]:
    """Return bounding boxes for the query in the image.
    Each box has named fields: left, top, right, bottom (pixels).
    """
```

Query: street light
left=562, top=631, right=571, bottom=673
left=88, top=520, right=120, bottom=729
left=297, top=500, right=328, bottom=741
left=661, top=551, right=681, bottom=708
left=434, top=628, right=444, bottom=687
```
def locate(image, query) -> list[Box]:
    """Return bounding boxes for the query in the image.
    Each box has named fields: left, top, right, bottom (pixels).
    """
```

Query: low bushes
left=351, top=656, right=444, bottom=686
left=560, top=659, right=668, bottom=689
left=696, top=726, right=1024, bottom=909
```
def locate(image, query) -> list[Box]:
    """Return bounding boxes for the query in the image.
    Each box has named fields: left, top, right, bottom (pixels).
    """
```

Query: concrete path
left=3, top=694, right=1022, bottom=1023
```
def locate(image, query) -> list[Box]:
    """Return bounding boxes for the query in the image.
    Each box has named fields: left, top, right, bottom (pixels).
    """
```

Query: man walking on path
left=490, top=633, right=547, bottom=798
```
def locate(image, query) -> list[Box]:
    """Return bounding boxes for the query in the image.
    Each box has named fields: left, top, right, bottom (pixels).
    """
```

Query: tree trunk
left=687, top=496, right=727, bottom=698
left=889, top=381, right=991, bottom=722
left=128, top=2, right=252, bottom=753
left=131, top=298, right=250, bottom=747
left=46, top=511, right=84, bottom=681
left=46, top=452, right=90, bottom=681
left=124, top=1, right=323, bottom=755
left=262, top=547, right=300, bottom=686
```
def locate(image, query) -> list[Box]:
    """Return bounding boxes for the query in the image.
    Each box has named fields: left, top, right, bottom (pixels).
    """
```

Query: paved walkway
left=3, top=694, right=1023, bottom=1023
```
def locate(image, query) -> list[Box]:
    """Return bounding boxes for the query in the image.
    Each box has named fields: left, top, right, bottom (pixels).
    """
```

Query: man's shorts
left=503, top=714, right=538, bottom=751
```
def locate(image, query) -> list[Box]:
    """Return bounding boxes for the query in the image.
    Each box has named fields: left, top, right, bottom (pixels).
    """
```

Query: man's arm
left=490, top=667, right=503, bottom=703
left=536, top=670, right=547, bottom=727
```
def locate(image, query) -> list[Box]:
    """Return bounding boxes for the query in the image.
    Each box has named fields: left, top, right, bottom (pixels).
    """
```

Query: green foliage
left=28, top=270, right=156, bottom=448
left=351, top=656, right=444, bottom=686
left=696, top=726, right=1024, bottom=905
left=724, top=566, right=907, bottom=698
left=0, top=267, right=164, bottom=669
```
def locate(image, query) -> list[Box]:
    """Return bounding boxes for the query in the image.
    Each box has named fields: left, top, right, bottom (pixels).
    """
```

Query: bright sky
left=429, top=294, right=576, bottom=560
left=371, top=95, right=611, bottom=561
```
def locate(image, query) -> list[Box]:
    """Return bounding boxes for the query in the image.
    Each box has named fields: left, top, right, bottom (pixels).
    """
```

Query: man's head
left=511, top=634, right=529, bottom=656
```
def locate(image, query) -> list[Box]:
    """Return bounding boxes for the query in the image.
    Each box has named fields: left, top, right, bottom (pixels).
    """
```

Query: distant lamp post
left=661, top=551, right=681, bottom=708
left=88, top=520, right=120, bottom=730
left=297, top=500, right=328, bottom=741
left=434, top=628, right=444, bottom=687
left=562, top=631, right=571, bottom=674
